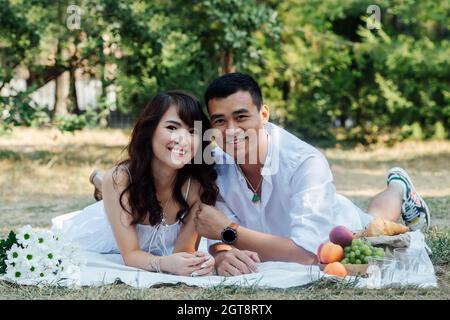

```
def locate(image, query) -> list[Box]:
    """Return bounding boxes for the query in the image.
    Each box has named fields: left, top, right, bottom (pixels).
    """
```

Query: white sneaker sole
left=387, top=167, right=431, bottom=231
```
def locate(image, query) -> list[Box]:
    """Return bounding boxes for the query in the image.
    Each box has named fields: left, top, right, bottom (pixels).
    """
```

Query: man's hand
left=214, top=248, right=261, bottom=276
left=194, top=203, right=232, bottom=240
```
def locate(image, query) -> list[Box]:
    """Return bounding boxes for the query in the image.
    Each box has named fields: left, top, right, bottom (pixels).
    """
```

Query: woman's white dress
left=52, top=172, right=191, bottom=256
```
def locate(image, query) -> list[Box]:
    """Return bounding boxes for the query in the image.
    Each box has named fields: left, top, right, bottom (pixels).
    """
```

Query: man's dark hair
left=204, top=72, right=263, bottom=110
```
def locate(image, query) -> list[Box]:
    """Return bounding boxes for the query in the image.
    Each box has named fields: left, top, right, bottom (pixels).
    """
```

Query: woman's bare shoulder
left=102, top=166, right=133, bottom=223
left=103, top=165, right=130, bottom=190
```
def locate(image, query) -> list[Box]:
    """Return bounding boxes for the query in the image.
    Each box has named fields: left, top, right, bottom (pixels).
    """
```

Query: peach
left=324, top=262, right=348, bottom=278
left=329, top=225, right=353, bottom=248
left=317, top=242, right=344, bottom=264
left=317, top=243, right=324, bottom=260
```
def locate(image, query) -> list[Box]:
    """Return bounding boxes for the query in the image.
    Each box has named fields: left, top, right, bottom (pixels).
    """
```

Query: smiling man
left=193, top=72, right=431, bottom=277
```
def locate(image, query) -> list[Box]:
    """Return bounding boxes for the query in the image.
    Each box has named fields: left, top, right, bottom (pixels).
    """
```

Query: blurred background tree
left=1, top=0, right=449, bottom=145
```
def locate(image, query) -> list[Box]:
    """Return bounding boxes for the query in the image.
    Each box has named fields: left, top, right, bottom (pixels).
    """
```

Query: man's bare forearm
left=232, top=226, right=317, bottom=264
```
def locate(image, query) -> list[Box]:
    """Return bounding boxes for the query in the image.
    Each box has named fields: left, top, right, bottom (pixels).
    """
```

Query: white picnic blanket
left=1, top=231, right=437, bottom=289
left=77, top=251, right=323, bottom=289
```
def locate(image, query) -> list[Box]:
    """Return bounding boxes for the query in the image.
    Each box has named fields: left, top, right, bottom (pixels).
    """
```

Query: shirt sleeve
left=288, top=153, right=338, bottom=255
left=207, top=196, right=241, bottom=250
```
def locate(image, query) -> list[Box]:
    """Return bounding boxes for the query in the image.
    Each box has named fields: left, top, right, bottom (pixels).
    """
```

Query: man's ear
left=260, top=104, right=270, bottom=124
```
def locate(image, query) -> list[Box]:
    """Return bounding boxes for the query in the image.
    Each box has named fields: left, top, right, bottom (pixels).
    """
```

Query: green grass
left=0, top=128, right=449, bottom=299
left=0, top=271, right=448, bottom=300
left=426, top=228, right=450, bottom=266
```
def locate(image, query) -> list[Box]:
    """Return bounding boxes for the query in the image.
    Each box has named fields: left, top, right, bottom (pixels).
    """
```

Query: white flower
left=6, top=244, right=22, bottom=262
left=22, top=245, right=39, bottom=262
left=28, top=263, right=39, bottom=275
left=58, top=259, right=79, bottom=278
left=34, top=230, right=53, bottom=247
left=4, top=225, right=84, bottom=286
left=5, top=267, right=22, bottom=281
left=32, top=264, right=53, bottom=280
left=52, top=229, right=63, bottom=242
left=16, top=225, right=35, bottom=246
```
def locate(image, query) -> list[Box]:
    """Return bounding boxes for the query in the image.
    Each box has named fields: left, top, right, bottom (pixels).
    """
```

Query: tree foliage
left=1, top=0, right=448, bottom=144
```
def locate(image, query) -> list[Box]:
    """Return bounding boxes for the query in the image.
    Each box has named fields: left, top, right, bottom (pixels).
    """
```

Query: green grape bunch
left=341, top=239, right=385, bottom=264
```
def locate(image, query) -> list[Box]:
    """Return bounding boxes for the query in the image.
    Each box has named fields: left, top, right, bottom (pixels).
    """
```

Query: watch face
left=222, top=228, right=236, bottom=244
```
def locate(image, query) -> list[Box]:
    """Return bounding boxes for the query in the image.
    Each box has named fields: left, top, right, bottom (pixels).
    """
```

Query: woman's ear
left=260, top=104, right=270, bottom=124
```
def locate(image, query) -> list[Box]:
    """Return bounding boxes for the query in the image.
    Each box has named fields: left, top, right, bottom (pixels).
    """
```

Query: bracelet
left=148, top=256, right=162, bottom=273
left=210, top=243, right=233, bottom=255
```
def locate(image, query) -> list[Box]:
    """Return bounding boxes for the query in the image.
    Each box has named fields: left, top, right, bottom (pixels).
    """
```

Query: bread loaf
left=362, top=217, right=409, bottom=237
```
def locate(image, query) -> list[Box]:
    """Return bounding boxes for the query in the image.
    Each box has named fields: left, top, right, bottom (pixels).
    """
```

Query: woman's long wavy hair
left=114, top=90, right=218, bottom=226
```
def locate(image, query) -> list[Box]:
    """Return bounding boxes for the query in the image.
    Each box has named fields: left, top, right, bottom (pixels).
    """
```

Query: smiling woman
left=51, top=90, right=219, bottom=277
left=152, top=110, right=198, bottom=170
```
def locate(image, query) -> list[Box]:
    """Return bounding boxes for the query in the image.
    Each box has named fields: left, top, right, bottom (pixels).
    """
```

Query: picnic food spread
left=318, top=220, right=410, bottom=278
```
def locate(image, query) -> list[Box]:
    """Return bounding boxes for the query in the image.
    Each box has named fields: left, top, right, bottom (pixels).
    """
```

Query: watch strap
left=229, top=222, right=239, bottom=231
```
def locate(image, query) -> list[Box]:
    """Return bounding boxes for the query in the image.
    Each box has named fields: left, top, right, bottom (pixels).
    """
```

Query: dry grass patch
left=0, top=128, right=449, bottom=299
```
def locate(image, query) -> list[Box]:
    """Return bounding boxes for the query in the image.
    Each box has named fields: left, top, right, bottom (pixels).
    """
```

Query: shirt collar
left=261, top=122, right=280, bottom=178
left=213, top=122, right=278, bottom=183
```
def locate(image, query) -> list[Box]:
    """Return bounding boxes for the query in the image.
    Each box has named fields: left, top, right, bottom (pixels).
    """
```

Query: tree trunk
left=52, top=1, right=68, bottom=118
left=69, top=67, right=80, bottom=114
left=54, top=71, right=69, bottom=115
left=68, top=30, right=82, bottom=115
left=53, top=37, right=69, bottom=116
left=222, top=48, right=235, bottom=74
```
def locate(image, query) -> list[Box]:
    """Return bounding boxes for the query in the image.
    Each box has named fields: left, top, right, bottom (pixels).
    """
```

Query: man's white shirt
left=208, top=122, right=373, bottom=255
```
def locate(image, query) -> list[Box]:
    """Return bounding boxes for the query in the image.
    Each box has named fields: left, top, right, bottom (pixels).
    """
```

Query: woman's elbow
left=121, top=251, right=138, bottom=267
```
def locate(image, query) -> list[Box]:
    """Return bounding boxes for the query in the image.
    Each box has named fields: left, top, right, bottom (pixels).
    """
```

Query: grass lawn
left=0, top=128, right=449, bottom=299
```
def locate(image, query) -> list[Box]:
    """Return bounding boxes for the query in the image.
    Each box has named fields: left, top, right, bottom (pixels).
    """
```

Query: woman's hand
left=160, top=252, right=209, bottom=276
left=214, top=248, right=260, bottom=276
left=191, top=251, right=215, bottom=277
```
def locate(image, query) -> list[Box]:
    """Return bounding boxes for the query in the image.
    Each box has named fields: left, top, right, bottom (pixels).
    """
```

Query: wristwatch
left=221, top=222, right=239, bottom=245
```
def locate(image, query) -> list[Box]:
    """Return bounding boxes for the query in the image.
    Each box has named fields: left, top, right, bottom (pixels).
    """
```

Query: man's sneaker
left=89, top=170, right=103, bottom=201
left=387, top=167, right=431, bottom=232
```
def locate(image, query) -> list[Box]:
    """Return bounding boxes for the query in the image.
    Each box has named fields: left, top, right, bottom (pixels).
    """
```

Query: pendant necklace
left=159, top=191, right=173, bottom=229
left=238, top=165, right=263, bottom=202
